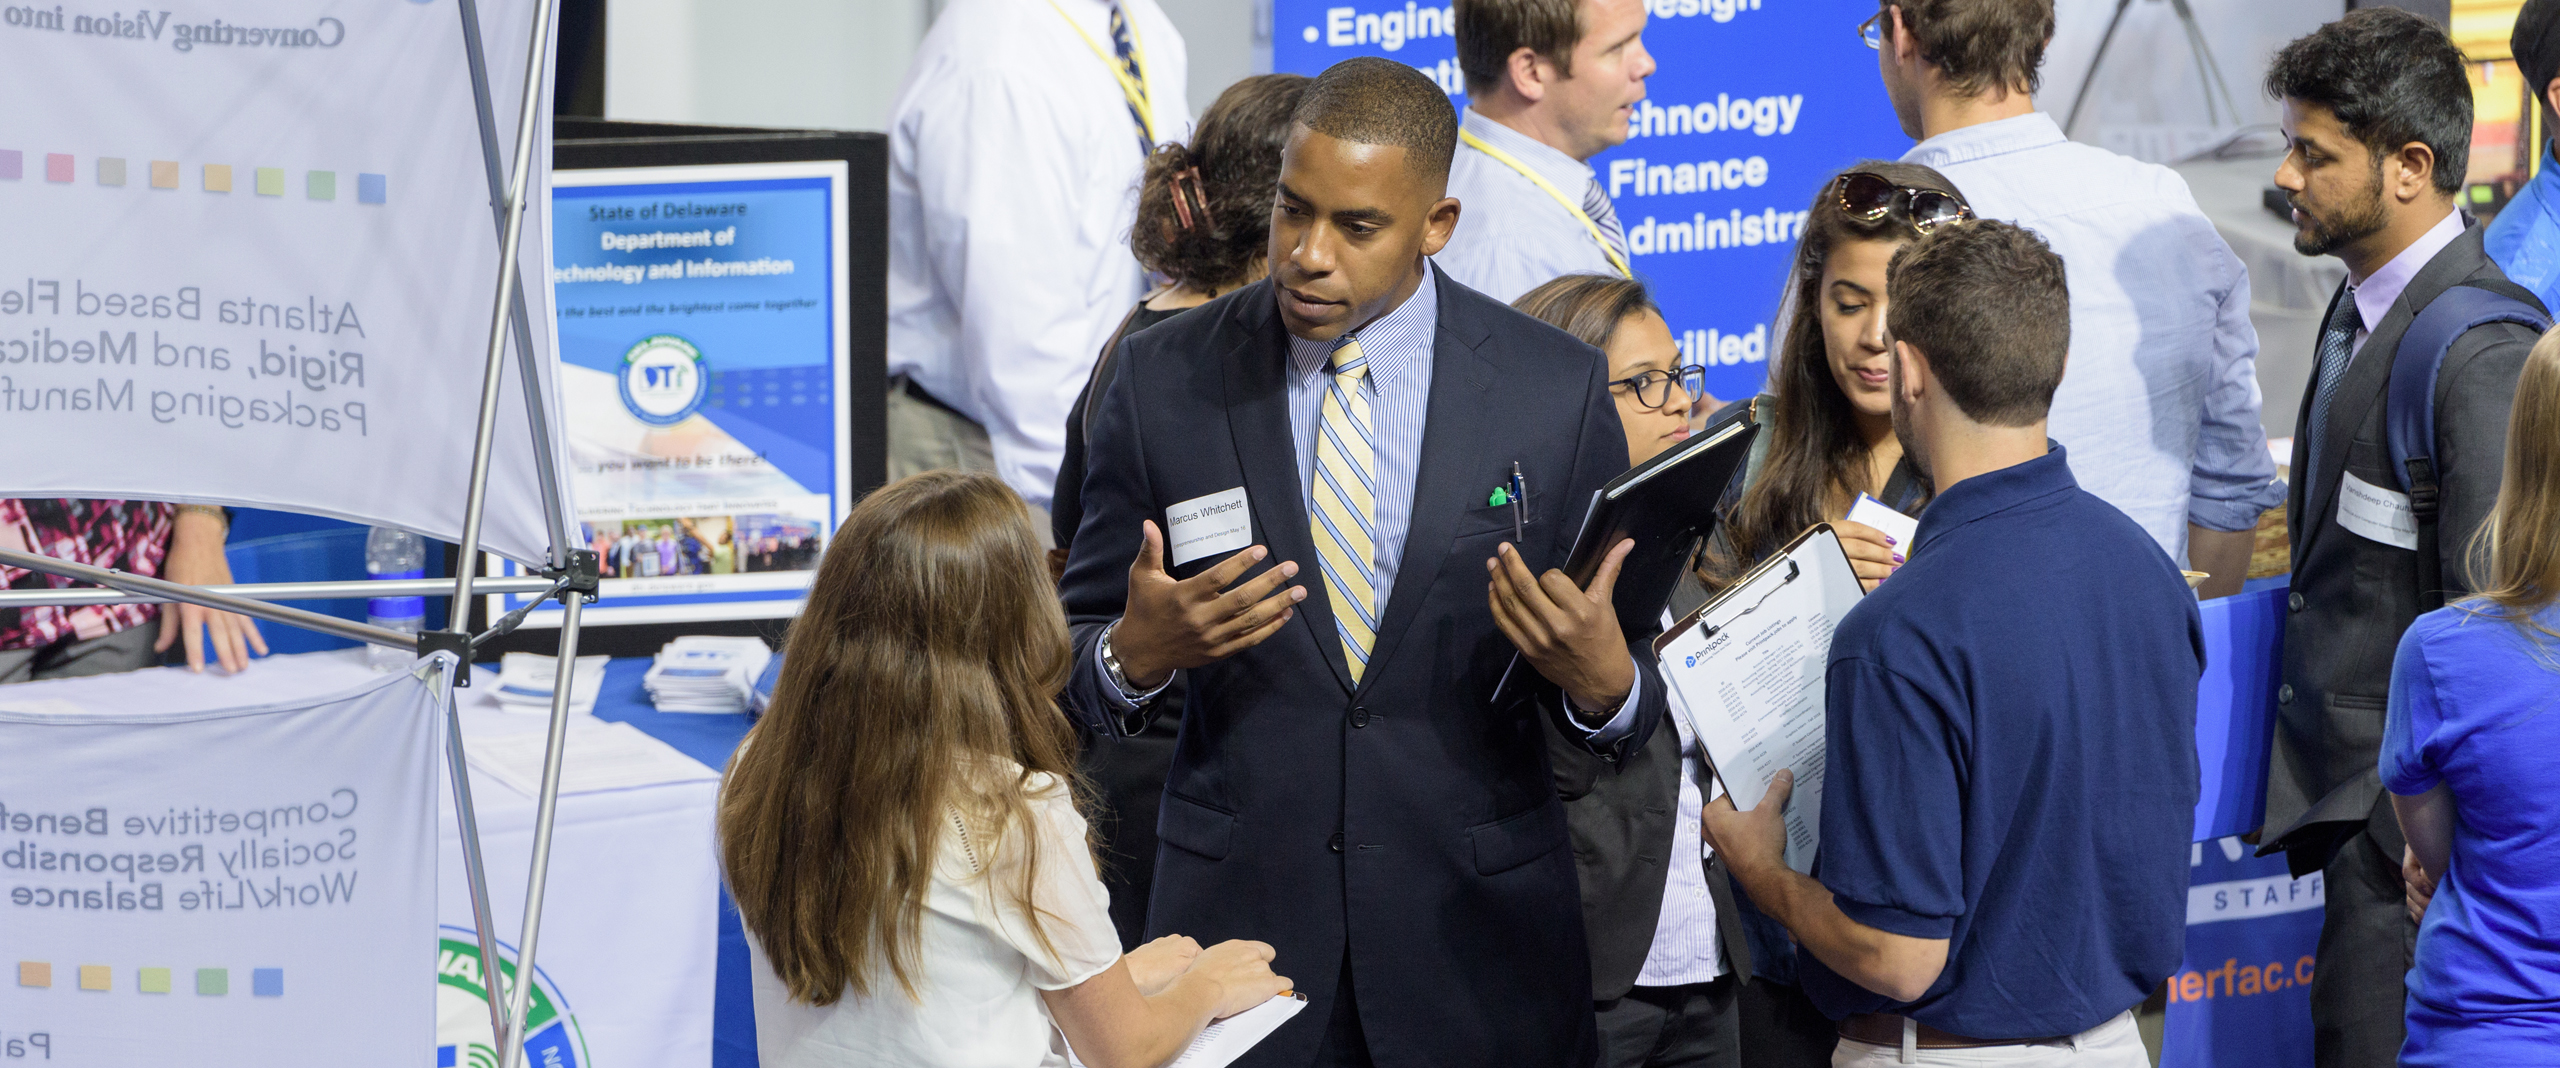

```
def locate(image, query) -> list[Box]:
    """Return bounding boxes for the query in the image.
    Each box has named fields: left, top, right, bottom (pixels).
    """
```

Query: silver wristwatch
left=1099, top=620, right=1140, bottom=696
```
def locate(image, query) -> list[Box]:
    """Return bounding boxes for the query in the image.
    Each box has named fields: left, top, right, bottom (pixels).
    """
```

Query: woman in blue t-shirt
left=2384, top=329, right=2560, bottom=1066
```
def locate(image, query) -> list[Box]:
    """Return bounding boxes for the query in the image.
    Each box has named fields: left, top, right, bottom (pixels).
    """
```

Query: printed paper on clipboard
left=1652, top=524, right=1865, bottom=874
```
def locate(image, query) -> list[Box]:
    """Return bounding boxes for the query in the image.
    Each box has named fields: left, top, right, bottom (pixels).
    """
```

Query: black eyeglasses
left=1835, top=171, right=1973, bottom=234
left=1609, top=365, right=1706, bottom=411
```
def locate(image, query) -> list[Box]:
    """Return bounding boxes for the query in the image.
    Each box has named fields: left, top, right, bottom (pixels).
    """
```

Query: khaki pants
left=885, top=377, right=1053, bottom=548
left=1831, top=1012, right=2146, bottom=1068
left=0, top=623, right=162, bottom=685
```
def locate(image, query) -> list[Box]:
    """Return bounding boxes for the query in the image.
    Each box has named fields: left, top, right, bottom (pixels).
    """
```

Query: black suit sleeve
left=1059, top=336, right=1158, bottom=738
left=2436, top=320, right=2536, bottom=595
left=1537, top=348, right=1668, bottom=764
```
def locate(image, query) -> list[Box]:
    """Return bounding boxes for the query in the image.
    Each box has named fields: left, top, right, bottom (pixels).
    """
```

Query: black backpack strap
left=2389, top=280, right=2549, bottom=609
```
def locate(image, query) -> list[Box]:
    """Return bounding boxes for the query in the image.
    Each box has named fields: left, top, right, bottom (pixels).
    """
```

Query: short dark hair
left=1512, top=274, right=1657, bottom=350
left=1454, top=0, right=1581, bottom=98
left=2265, top=8, right=2472, bottom=196
left=1885, top=220, right=2068, bottom=427
left=1889, top=0, right=2051, bottom=97
left=1133, top=74, right=1310, bottom=291
left=1293, top=57, right=1459, bottom=185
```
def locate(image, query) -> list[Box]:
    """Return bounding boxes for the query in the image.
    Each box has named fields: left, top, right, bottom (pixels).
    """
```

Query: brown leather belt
left=1836, top=1013, right=2068, bottom=1050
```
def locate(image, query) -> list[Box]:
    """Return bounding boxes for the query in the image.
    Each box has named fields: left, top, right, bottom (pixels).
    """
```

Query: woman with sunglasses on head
left=1515, top=274, right=1747, bottom=1068
left=1692, top=161, right=1972, bottom=1068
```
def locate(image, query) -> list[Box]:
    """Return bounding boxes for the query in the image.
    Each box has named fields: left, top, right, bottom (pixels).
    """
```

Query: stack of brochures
left=491, top=652, right=610, bottom=714
left=642, top=636, right=774, bottom=714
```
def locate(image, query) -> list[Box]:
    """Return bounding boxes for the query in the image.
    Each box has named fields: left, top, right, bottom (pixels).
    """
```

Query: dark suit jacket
left=1059, top=274, right=1669, bottom=1068
left=2262, top=224, right=2536, bottom=876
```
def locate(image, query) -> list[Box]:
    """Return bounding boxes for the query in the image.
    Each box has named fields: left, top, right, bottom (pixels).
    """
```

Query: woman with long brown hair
left=1705, top=162, right=1973, bottom=598
left=721, top=471, right=1288, bottom=1068
left=2382, top=330, right=2560, bottom=1066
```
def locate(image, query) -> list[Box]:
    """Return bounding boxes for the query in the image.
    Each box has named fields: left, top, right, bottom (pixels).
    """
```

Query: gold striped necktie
left=1311, top=337, right=1378, bottom=683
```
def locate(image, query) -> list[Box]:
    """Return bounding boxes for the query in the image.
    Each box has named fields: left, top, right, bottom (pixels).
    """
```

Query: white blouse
left=748, top=770, right=1123, bottom=1067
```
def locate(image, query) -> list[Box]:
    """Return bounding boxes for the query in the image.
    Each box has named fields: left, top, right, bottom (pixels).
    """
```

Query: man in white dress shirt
left=1438, top=0, right=1653, bottom=303
left=1874, top=0, right=2283, bottom=592
left=886, top=0, right=1190, bottom=524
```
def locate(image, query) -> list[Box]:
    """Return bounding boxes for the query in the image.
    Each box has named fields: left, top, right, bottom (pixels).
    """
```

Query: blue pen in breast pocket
left=1508, top=461, right=1526, bottom=543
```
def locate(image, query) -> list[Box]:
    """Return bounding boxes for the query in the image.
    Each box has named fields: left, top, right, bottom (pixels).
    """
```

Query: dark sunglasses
left=1835, top=171, right=1973, bottom=234
left=1608, top=364, right=1707, bottom=411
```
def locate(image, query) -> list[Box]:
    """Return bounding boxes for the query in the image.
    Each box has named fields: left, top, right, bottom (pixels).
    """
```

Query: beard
left=2291, top=168, right=2390, bottom=257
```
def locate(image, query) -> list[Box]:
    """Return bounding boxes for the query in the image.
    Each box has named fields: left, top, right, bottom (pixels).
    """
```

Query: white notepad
left=464, top=717, right=720, bottom=797
left=1067, top=992, right=1307, bottom=1068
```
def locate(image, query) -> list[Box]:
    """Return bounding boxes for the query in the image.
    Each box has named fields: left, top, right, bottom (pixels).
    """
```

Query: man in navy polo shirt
left=1702, top=220, right=2201, bottom=1067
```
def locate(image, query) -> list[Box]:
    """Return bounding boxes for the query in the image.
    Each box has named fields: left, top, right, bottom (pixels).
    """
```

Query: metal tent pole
left=0, top=575, right=556, bottom=609
left=434, top=661, right=515, bottom=1052
left=0, top=548, right=421, bottom=651
left=457, top=0, right=573, bottom=572
left=500, top=593, right=583, bottom=1068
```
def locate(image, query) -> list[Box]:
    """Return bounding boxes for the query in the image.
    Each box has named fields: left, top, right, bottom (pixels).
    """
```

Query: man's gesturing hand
left=1485, top=538, right=1636, bottom=717
left=1110, top=521, right=1305, bottom=690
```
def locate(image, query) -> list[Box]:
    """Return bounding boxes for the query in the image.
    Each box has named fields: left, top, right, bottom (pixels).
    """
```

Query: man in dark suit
left=2260, top=14, right=2539, bottom=1068
left=1060, top=56, right=1669, bottom=1068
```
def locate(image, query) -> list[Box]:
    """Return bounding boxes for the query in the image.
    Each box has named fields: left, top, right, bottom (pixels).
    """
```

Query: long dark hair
left=1132, top=73, right=1311, bottom=292
left=718, top=471, right=1081, bottom=1006
left=1715, top=160, right=1962, bottom=579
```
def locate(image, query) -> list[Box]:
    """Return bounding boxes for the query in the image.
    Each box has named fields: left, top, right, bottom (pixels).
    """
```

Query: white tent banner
left=0, top=0, right=572, bottom=564
left=0, top=667, right=442, bottom=1065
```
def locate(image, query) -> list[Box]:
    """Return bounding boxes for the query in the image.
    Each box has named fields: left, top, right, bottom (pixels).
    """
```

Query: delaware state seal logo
left=436, top=926, right=593, bottom=1068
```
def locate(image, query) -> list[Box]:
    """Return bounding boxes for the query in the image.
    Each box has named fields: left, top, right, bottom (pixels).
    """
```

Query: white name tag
left=1165, top=486, right=1254, bottom=566
left=2336, top=470, right=2419, bottom=550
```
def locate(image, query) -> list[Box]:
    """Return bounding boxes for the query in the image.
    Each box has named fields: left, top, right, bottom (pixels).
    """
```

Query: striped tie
left=1107, top=2, right=1155, bottom=156
left=1312, top=337, right=1378, bottom=683
left=1583, top=177, right=1628, bottom=261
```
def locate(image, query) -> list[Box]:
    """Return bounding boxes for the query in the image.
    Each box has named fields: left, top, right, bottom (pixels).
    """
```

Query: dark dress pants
left=2311, top=811, right=2414, bottom=1068
left=1596, top=976, right=1740, bottom=1068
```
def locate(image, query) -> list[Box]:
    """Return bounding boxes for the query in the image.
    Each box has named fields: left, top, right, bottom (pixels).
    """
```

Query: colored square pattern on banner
left=307, top=170, right=334, bottom=200
left=255, top=167, right=284, bottom=196
left=204, top=163, right=231, bottom=192
left=196, top=967, right=226, bottom=995
left=138, top=967, right=171, bottom=993
left=17, top=961, right=48, bottom=988
left=78, top=965, right=110, bottom=991
left=252, top=968, right=283, bottom=996
left=150, top=160, right=178, bottom=189
left=359, top=172, right=387, bottom=204
left=45, top=153, right=71, bottom=183
left=0, top=150, right=19, bottom=180
left=97, top=157, right=125, bottom=186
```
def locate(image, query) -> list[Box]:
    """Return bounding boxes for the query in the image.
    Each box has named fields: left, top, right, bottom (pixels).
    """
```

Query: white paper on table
left=494, top=652, right=611, bottom=711
left=1844, top=492, right=1920, bottom=551
left=465, top=717, right=720, bottom=797
left=1653, top=525, right=1866, bottom=874
left=1068, top=993, right=1307, bottom=1068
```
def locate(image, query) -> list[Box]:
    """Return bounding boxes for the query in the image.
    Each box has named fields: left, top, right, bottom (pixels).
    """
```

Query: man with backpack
left=2261, top=13, right=2544, bottom=1068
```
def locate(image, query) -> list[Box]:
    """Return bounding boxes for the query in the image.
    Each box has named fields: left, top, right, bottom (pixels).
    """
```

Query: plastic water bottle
left=365, top=527, right=428, bottom=672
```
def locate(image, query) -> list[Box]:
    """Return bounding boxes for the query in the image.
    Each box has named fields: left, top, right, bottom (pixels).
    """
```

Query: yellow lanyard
left=1458, top=128, right=1632, bottom=279
left=1045, top=0, right=1156, bottom=148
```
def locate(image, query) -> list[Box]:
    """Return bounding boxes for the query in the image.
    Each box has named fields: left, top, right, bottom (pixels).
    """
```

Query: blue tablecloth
left=577, top=657, right=757, bottom=1068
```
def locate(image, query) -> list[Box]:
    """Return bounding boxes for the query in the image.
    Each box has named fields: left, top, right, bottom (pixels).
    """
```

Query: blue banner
left=1274, top=0, right=1911, bottom=402
left=2165, top=836, right=2322, bottom=1068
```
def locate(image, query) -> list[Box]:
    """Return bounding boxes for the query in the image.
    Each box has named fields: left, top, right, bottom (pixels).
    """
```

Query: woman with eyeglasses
left=1697, top=161, right=1972, bottom=1068
left=1512, top=274, right=1746, bottom=1068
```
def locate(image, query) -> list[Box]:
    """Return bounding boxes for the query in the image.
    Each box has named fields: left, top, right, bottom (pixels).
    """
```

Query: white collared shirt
left=887, top=0, right=1190, bottom=509
left=1902, top=112, right=2286, bottom=557
left=1438, top=108, right=1624, bottom=303
left=1633, top=705, right=1727, bottom=986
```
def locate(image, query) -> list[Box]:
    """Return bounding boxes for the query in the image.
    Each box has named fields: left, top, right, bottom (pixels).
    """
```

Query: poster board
left=1272, top=0, right=1911, bottom=403
left=483, top=127, right=887, bottom=649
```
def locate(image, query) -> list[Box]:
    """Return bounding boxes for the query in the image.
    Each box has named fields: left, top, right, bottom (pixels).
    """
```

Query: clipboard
left=1652, top=523, right=1866, bottom=874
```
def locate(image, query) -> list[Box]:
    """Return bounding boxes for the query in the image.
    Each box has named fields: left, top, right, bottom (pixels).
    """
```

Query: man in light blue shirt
left=2483, top=0, right=2560, bottom=310
left=1873, top=0, right=2284, bottom=592
left=1438, top=0, right=1654, bottom=304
